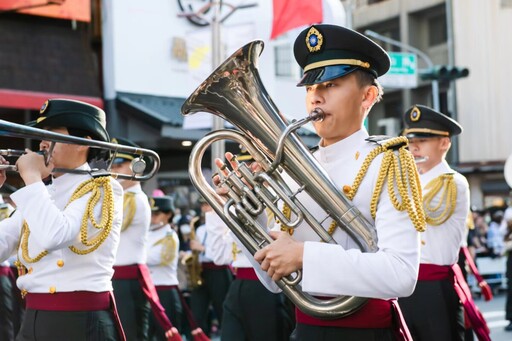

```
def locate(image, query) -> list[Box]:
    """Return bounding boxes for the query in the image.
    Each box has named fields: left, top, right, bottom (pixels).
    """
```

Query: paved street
left=475, top=291, right=510, bottom=340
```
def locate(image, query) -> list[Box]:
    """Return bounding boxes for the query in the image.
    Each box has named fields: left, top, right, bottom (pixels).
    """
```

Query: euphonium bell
left=181, top=40, right=379, bottom=319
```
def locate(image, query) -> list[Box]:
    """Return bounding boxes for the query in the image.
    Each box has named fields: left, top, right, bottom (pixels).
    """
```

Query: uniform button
left=28, top=267, right=33, bottom=274
left=49, top=286, right=56, bottom=294
left=21, top=289, right=27, bottom=298
left=57, top=259, right=64, bottom=267
left=343, top=185, right=351, bottom=193
left=421, top=240, right=426, bottom=245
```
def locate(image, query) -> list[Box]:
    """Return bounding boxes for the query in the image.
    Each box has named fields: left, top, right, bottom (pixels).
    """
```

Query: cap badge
left=40, top=100, right=49, bottom=114
left=149, top=198, right=156, bottom=210
left=306, top=26, right=323, bottom=53
left=410, top=106, right=421, bottom=122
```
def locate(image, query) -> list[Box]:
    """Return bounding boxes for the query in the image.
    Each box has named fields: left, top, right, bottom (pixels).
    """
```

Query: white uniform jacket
left=146, top=224, right=180, bottom=286
left=244, top=129, right=421, bottom=299
left=0, top=163, right=123, bottom=293
left=114, top=183, right=150, bottom=265
left=420, top=160, right=470, bottom=265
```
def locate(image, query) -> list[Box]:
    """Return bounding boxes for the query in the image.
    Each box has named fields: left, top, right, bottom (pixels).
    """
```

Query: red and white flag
left=270, top=0, right=346, bottom=40
left=270, top=0, right=322, bottom=40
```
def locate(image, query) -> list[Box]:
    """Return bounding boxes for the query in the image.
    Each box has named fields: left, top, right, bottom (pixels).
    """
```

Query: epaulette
left=365, top=135, right=408, bottom=151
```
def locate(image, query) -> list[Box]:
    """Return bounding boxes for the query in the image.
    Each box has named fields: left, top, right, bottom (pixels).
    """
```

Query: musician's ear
left=362, top=84, right=378, bottom=110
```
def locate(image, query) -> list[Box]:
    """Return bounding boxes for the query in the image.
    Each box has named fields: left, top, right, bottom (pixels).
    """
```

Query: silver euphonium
left=181, top=40, right=379, bottom=319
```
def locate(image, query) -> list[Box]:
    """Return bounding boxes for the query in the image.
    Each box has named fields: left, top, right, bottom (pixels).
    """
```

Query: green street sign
left=380, top=52, right=418, bottom=89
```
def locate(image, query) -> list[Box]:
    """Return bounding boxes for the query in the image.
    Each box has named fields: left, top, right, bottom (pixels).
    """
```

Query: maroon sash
left=234, top=267, right=258, bottom=280
left=25, top=291, right=126, bottom=341
left=201, top=262, right=229, bottom=270
left=295, top=298, right=412, bottom=340
left=418, top=263, right=491, bottom=341
left=113, top=264, right=180, bottom=340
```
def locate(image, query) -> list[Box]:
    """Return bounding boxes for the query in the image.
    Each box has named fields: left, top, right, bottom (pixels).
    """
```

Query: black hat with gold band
left=111, top=137, right=141, bottom=164
left=402, top=104, right=462, bottom=138
left=294, top=24, right=390, bottom=86
left=29, top=99, right=109, bottom=142
left=149, top=195, right=175, bottom=213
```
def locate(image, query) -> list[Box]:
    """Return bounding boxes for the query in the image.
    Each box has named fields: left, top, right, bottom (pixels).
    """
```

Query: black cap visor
left=297, top=65, right=359, bottom=86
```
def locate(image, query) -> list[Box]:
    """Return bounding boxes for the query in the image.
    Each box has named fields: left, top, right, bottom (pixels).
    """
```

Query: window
left=274, top=44, right=293, bottom=77
left=428, top=15, right=447, bottom=47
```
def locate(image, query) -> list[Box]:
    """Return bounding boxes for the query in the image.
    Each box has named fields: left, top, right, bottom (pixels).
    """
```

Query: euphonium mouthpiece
left=309, top=108, right=325, bottom=122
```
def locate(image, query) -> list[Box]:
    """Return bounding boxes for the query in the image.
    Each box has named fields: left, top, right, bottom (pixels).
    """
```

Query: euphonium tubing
left=181, top=40, right=379, bottom=319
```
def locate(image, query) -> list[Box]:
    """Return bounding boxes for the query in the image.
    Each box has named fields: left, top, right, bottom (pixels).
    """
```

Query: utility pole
left=178, top=1, right=257, bottom=171
left=364, top=29, right=440, bottom=111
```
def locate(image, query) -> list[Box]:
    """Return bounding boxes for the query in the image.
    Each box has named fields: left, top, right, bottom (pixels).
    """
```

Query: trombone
left=0, top=119, right=160, bottom=181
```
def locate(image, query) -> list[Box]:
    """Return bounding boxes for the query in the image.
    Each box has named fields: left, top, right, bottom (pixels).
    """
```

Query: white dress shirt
left=114, top=183, right=150, bottom=265
left=0, top=163, right=123, bottom=293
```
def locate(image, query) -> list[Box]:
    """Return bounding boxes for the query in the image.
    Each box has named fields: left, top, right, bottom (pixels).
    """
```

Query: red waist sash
left=25, top=291, right=126, bottom=341
left=418, top=263, right=490, bottom=341
left=235, top=267, right=258, bottom=281
left=155, top=285, right=179, bottom=291
left=0, top=265, right=13, bottom=277
left=295, top=298, right=392, bottom=328
left=201, top=262, right=229, bottom=270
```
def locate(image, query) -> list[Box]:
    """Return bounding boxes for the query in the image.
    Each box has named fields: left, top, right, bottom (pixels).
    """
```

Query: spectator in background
left=503, top=207, right=512, bottom=331
left=472, top=211, right=490, bottom=257
left=487, top=210, right=505, bottom=258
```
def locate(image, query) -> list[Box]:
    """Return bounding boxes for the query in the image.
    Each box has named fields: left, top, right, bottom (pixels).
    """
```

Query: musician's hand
left=164, top=327, right=179, bottom=339
left=189, top=239, right=205, bottom=252
left=0, top=155, right=9, bottom=188
left=213, top=151, right=263, bottom=196
left=16, top=149, right=53, bottom=185
left=254, top=231, right=304, bottom=281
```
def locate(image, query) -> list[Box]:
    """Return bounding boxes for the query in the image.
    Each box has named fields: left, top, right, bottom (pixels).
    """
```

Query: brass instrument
left=181, top=40, right=379, bottom=319
left=181, top=216, right=203, bottom=289
left=0, top=120, right=160, bottom=181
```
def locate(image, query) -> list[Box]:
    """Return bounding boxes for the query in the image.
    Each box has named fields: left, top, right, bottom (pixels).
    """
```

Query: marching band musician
left=0, top=99, right=125, bottom=340
left=188, top=199, right=233, bottom=337
left=146, top=195, right=183, bottom=341
left=398, top=105, right=490, bottom=341
left=204, top=197, right=293, bottom=341
left=215, top=24, right=425, bottom=340
left=110, top=137, right=152, bottom=340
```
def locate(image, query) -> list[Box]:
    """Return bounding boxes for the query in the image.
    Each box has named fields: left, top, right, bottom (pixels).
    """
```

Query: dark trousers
left=16, top=309, right=120, bottom=341
left=190, top=266, right=233, bottom=335
left=506, top=254, right=512, bottom=321
left=221, top=279, right=294, bottom=341
left=290, top=323, right=395, bottom=341
left=149, top=287, right=182, bottom=341
left=399, top=279, right=464, bottom=341
left=0, top=275, right=15, bottom=341
left=112, top=279, right=151, bottom=341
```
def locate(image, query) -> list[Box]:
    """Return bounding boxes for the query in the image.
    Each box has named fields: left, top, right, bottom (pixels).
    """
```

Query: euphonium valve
left=181, top=40, right=379, bottom=319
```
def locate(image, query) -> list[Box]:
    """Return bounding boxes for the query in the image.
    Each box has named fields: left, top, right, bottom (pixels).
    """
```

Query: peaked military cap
left=294, top=24, right=390, bottom=86
left=111, top=137, right=141, bottom=164
left=29, top=99, right=109, bottom=142
left=402, top=104, right=462, bottom=138
left=150, top=196, right=175, bottom=213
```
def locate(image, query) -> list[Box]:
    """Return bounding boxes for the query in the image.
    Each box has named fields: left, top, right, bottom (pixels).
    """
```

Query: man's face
left=305, top=73, right=368, bottom=146
left=408, top=136, right=449, bottom=174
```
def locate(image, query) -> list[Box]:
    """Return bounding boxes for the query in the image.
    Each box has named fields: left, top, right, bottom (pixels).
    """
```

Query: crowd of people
left=0, top=23, right=510, bottom=341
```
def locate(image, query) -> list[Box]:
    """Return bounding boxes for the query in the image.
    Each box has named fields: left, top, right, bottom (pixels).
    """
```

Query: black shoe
left=505, top=322, right=512, bottom=331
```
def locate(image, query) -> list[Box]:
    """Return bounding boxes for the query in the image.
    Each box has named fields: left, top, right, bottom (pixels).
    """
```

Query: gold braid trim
left=154, top=233, right=177, bottom=265
left=21, top=177, right=115, bottom=262
left=280, top=137, right=426, bottom=235
left=423, top=174, right=457, bottom=226
left=121, top=192, right=136, bottom=232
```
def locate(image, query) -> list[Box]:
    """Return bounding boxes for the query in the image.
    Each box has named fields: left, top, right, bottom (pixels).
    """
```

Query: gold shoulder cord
left=121, top=192, right=136, bottom=232
left=20, top=176, right=115, bottom=263
left=154, top=232, right=177, bottom=265
left=422, top=174, right=457, bottom=226
left=281, top=137, right=426, bottom=236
